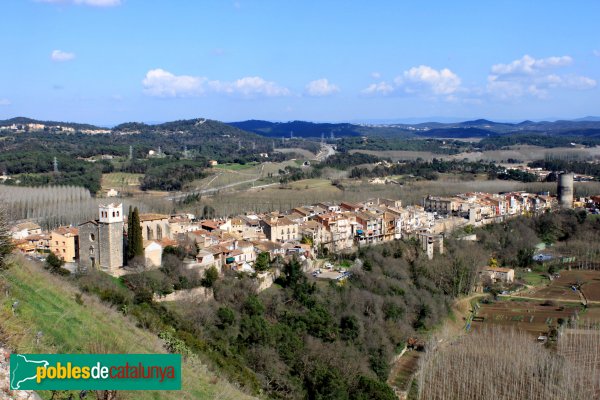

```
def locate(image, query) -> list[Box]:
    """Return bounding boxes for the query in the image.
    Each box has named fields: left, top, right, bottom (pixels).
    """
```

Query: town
left=10, top=175, right=580, bottom=286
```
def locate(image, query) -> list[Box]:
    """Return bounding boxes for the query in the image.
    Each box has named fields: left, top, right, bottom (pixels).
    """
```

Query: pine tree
left=130, top=207, right=144, bottom=258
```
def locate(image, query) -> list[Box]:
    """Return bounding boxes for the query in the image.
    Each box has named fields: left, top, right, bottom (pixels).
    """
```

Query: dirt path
left=387, top=293, right=486, bottom=398
left=499, top=294, right=600, bottom=305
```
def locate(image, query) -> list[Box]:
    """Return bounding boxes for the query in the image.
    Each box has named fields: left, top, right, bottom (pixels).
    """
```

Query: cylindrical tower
left=557, top=173, right=574, bottom=209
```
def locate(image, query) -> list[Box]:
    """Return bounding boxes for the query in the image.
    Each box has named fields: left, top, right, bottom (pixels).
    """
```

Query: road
left=314, top=144, right=336, bottom=161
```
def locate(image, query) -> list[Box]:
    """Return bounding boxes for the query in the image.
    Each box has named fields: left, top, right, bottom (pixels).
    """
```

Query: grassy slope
left=0, top=256, right=255, bottom=400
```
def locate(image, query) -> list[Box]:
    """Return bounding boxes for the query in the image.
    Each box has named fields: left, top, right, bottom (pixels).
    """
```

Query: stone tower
left=78, top=203, right=124, bottom=274
left=557, top=172, right=574, bottom=209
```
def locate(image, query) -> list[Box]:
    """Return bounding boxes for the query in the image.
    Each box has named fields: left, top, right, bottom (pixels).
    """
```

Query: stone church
left=78, top=203, right=124, bottom=273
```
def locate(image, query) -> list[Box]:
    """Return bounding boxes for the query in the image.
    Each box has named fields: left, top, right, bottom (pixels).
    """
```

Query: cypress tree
left=131, top=207, right=144, bottom=258
left=127, top=206, right=134, bottom=260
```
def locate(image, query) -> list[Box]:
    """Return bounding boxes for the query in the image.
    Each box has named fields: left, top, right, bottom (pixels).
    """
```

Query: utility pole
left=53, top=157, right=58, bottom=173
left=238, top=140, right=242, bottom=151
left=183, top=145, right=188, bottom=159
left=128, top=145, right=133, bottom=160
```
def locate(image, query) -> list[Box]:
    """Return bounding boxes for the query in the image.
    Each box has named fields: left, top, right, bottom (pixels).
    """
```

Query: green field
left=213, top=162, right=259, bottom=171
left=0, top=257, right=254, bottom=400
left=517, top=270, right=550, bottom=286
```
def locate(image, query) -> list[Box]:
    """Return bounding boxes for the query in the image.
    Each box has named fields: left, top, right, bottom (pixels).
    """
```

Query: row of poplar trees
left=127, top=206, right=144, bottom=262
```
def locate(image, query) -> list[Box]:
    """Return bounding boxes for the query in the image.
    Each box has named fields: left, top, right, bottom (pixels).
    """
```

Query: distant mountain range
left=2, top=116, right=600, bottom=140
left=228, top=118, right=600, bottom=139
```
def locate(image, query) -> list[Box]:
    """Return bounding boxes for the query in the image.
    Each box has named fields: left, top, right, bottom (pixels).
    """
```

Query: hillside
left=0, top=117, right=103, bottom=131
left=0, top=256, right=255, bottom=400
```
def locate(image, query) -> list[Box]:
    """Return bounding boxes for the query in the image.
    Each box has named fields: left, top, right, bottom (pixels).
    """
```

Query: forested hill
left=0, top=116, right=103, bottom=130
left=113, top=118, right=263, bottom=140
left=0, top=117, right=273, bottom=158
left=228, top=120, right=366, bottom=138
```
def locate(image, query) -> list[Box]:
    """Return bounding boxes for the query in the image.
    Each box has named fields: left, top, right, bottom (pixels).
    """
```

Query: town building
left=50, top=226, right=79, bottom=263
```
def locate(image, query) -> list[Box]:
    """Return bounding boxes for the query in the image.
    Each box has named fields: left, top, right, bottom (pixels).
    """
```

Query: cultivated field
left=191, top=160, right=297, bottom=193
left=471, top=300, right=580, bottom=335
left=525, top=270, right=600, bottom=302
left=101, top=172, right=143, bottom=193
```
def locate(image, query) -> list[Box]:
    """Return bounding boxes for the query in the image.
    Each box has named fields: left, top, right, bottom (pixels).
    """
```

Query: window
left=89, top=246, right=95, bottom=255
left=55, top=241, right=58, bottom=245
left=113, top=212, right=116, bottom=218
left=90, top=233, right=95, bottom=241
left=116, top=211, right=120, bottom=217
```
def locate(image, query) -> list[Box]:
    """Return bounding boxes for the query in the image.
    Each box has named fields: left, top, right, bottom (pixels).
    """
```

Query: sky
left=1, top=0, right=599, bottom=125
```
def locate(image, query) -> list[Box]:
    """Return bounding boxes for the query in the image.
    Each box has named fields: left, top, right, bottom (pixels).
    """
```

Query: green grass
left=101, top=172, right=143, bottom=189
left=213, top=162, right=258, bottom=171
left=518, top=271, right=549, bottom=286
left=0, top=257, right=254, bottom=400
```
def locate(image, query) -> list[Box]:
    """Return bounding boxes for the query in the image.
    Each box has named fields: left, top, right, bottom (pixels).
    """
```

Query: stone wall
left=77, top=222, right=96, bottom=272
left=153, top=287, right=213, bottom=303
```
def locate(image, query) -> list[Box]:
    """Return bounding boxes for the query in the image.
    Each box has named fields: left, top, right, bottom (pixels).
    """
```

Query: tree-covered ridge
left=0, top=116, right=104, bottom=130
left=349, top=159, right=538, bottom=182
left=338, top=137, right=470, bottom=154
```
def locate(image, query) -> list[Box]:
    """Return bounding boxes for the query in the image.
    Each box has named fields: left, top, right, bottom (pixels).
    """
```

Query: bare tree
left=0, top=202, right=13, bottom=270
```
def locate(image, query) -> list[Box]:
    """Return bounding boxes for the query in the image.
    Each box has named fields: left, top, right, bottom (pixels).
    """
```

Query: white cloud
left=51, top=50, right=75, bottom=62
left=491, top=54, right=572, bottom=76
left=361, top=81, right=394, bottom=96
left=397, top=65, right=461, bottom=95
left=142, top=69, right=207, bottom=97
left=38, top=0, right=121, bottom=6
left=488, top=54, right=595, bottom=99
left=209, top=77, right=290, bottom=97
left=142, top=69, right=290, bottom=98
left=0, top=99, right=11, bottom=106
left=362, top=65, right=461, bottom=99
left=304, top=78, right=340, bottom=97
left=370, top=72, right=381, bottom=79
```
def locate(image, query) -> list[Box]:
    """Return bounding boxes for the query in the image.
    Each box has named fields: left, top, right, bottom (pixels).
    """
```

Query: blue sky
left=1, top=0, right=599, bottom=125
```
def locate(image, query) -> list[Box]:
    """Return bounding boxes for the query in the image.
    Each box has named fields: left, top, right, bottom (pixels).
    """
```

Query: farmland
left=101, top=172, right=143, bottom=192
left=470, top=300, right=580, bottom=335
left=522, top=270, right=600, bottom=303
